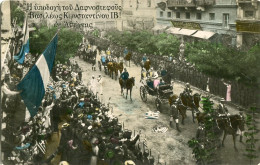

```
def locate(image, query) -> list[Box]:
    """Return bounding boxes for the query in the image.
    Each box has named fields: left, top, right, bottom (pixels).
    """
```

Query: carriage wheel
left=155, top=98, right=161, bottom=112
left=140, top=86, right=147, bottom=102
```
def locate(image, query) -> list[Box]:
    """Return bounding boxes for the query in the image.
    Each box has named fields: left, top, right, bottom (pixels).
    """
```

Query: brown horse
left=180, top=92, right=201, bottom=123
left=119, top=77, right=135, bottom=101
left=143, top=60, right=151, bottom=71
left=114, top=62, right=123, bottom=80
left=124, top=52, right=132, bottom=67
left=216, top=114, right=245, bottom=150
left=116, top=62, right=124, bottom=74
left=107, top=62, right=115, bottom=79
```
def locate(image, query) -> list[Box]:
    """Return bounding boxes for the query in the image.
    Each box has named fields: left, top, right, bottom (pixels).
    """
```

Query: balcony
left=167, top=0, right=215, bottom=8
left=167, top=0, right=196, bottom=8
left=196, top=0, right=215, bottom=6
left=238, top=0, right=253, bottom=3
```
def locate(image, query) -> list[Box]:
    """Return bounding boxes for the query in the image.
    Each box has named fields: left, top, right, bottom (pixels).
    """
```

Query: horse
left=116, top=62, right=124, bottom=74
left=107, top=62, right=115, bottom=79
left=180, top=92, right=201, bottom=123
left=143, top=60, right=151, bottom=71
left=124, top=52, right=132, bottom=67
left=113, top=62, right=123, bottom=80
left=216, top=114, right=245, bottom=150
left=119, top=77, right=135, bottom=101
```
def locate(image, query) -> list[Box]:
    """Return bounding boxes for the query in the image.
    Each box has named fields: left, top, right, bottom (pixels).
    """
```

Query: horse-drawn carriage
left=77, top=44, right=97, bottom=65
left=98, top=55, right=124, bottom=80
left=140, top=78, right=173, bottom=111
left=98, top=55, right=108, bottom=74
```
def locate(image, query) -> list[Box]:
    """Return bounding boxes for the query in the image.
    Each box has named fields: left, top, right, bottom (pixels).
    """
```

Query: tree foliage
left=10, top=1, right=24, bottom=27
left=185, top=41, right=260, bottom=84
left=188, top=96, right=219, bottom=164
left=105, top=30, right=180, bottom=57
left=244, top=106, right=259, bottom=165
left=30, top=26, right=83, bottom=63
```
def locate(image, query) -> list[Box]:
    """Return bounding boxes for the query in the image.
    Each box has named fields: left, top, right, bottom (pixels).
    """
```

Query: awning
left=178, top=29, right=197, bottom=36
left=166, top=27, right=181, bottom=34
left=152, top=25, right=168, bottom=31
left=192, top=30, right=215, bottom=39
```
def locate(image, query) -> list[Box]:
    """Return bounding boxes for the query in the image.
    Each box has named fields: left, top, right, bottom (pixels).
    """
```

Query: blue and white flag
left=17, top=34, right=58, bottom=117
left=14, top=16, right=29, bottom=64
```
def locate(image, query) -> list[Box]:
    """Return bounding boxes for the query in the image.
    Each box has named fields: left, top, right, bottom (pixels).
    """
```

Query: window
left=160, top=11, right=164, bottom=17
left=176, top=12, right=180, bottom=18
left=167, top=12, right=172, bottom=18
left=223, top=13, right=229, bottom=28
left=186, top=12, right=190, bottom=19
left=245, top=11, right=254, bottom=18
left=209, top=13, right=215, bottom=20
left=196, top=13, right=202, bottom=20
left=147, top=0, right=151, bottom=7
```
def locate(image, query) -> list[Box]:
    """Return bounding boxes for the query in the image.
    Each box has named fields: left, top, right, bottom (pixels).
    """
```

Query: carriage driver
left=120, top=68, right=129, bottom=88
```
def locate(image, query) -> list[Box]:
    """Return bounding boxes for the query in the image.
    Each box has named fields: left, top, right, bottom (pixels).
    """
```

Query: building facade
left=236, top=0, right=260, bottom=48
left=117, top=0, right=156, bottom=31
left=156, top=0, right=238, bottom=45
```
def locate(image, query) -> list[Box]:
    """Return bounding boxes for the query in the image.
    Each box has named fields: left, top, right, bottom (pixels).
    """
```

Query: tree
left=10, top=1, right=24, bottom=27
left=244, top=106, right=259, bottom=165
left=185, top=41, right=259, bottom=85
left=188, top=96, right=219, bottom=164
left=30, top=26, right=83, bottom=63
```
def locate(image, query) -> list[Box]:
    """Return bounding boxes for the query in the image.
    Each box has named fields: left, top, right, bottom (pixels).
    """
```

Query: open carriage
left=98, top=55, right=108, bottom=74
left=140, top=78, right=173, bottom=111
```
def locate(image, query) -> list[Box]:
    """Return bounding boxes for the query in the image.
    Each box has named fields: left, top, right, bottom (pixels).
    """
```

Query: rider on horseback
left=184, top=83, right=192, bottom=96
left=142, top=53, right=147, bottom=63
left=120, top=68, right=129, bottom=88
left=123, top=47, right=128, bottom=58
left=218, top=98, right=231, bottom=127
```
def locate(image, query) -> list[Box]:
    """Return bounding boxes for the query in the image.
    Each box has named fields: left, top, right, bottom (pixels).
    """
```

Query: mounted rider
left=142, top=53, right=147, bottom=63
left=218, top=98, right=231, bottom=126
left=184, top=83, right=192, bottom=96
left=120, top=68, right=129, bottom=88
left=123, top=47, right=128, bottom=58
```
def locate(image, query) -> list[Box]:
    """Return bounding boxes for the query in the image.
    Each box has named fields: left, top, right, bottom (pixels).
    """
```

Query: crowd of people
left=1, top=39, right=158, bottom=164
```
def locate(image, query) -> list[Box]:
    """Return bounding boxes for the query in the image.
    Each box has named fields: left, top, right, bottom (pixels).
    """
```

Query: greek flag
left=14, top=16, right=29, bottom=64
left=17, top=34, right=58, bottom=117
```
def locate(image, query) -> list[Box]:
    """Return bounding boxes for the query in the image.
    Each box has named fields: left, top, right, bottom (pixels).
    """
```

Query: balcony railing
left=196, top=0, right=215, bottom=6
left=167, top=0, right=196, bottom=7
left=238, top=0, right=253, bottom=3
left=167, top=0, right=215, bottom=7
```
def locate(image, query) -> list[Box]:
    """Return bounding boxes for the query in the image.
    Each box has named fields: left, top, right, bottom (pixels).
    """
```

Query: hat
left=124, top=160, right=135, bottom=165
left=78, top=113, right=84, bottom=118
left=62, top=123, right=70, bottom=128
left=59, top=161, right=69, bottom=165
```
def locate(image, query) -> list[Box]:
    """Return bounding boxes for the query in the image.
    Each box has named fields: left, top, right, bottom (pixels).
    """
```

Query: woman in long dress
left=224, top=81, right=231, bottom=101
